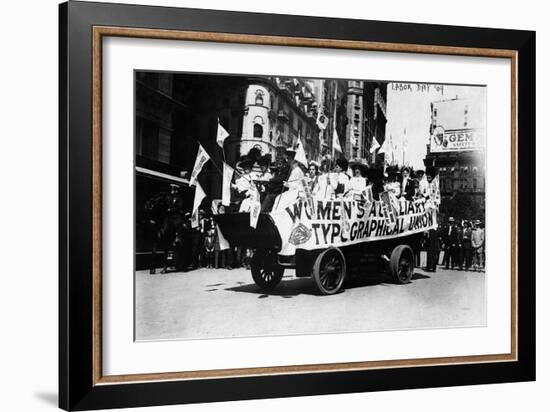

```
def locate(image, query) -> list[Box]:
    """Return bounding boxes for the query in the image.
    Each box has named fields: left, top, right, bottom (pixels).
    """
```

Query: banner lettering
left=271, top=198, right=437, bottom=255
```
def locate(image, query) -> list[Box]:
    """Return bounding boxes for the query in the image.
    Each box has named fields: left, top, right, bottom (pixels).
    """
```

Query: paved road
left=135, top=266, right=486, bottom=341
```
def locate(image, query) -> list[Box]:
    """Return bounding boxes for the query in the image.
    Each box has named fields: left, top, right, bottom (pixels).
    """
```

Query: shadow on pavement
left=225, top=278, right=319, bottom=297
left=226, top=271, right=414, bottom=296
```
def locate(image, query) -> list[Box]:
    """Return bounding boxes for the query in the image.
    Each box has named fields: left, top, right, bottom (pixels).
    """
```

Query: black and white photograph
left=134, top=72, right=487, bottom=341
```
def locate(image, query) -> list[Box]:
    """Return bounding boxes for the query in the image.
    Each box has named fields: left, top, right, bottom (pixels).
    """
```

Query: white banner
left=189, top=144, right=210, bottom=186
left=221, top=162, right=234, bottom=206
left=270, top=198, right=438, bottom=255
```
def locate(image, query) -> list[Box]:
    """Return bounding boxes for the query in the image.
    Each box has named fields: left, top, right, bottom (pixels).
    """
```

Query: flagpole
left=330, top=83, right=338, bottom=171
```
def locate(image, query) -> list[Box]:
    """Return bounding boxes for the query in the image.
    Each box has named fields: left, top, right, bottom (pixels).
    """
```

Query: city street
left=135, top=264, right=486, bottom=341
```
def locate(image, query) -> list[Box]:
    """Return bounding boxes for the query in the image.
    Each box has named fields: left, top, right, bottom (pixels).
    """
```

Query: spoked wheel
left=389, top=245, right=414, bottom=284
left=312, top=247, right=346, bottom=295
left=251, top=249, right=284, bottom=291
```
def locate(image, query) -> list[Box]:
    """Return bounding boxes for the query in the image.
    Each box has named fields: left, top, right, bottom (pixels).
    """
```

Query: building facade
left=339, top=80, right=388, bottom=166
left=423, top=97, right=486, bottom=220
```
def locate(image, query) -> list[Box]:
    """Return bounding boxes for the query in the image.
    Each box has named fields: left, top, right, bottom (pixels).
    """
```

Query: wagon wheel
left=312, top=247, right=346, bottom=295
left=389, top=245, right=414, bottom=284
left=251, top=249, right=284, bottom=291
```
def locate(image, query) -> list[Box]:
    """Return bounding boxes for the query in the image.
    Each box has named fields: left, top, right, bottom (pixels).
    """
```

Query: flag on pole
left=316, top=111, right=328, bottom=130
left=294, top=133, right=308, bottom=167
left=332, top=129, right=342, bottom=154
left=216, top=225, right=230, bottom=250
left=216, top=118, right=230, bottom=148
left=378, top=138, right=387, bottom=154
left=370, top=137, right=381, bottom=153
left=221, top=162, right=234, bottom=206
left=189, top=144, right=210, bottom=186
left=191, top=182, right=206, bottom=228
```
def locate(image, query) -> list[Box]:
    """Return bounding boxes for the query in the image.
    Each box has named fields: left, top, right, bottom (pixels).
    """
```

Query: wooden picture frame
left=59, top=1, right=535, bottom=410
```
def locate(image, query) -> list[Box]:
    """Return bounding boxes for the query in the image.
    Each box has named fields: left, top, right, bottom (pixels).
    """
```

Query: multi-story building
left=318, top=79, right=348, bottom=159
left=363, top=82, right=388, bottom=166
left=338, top=80, right=388, bottom=166
left=423, top=97, right=486, bottom=219
left=344, top=80, right=365, bottom=161
left=244, top=76, right=322, bottom=163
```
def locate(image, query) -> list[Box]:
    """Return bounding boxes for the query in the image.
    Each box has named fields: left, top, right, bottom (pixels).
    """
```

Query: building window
left=254, top=124, right=263, bottom=138
left=137, top=117, right=159, bottom=159
left=255, top=90, right=264, bottom=105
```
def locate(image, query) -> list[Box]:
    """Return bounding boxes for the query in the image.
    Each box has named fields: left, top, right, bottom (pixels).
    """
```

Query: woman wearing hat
left=307, top=161, right=321, bottom=196
left=415, top=169, right=430, bottom=199
left=331, top=157, right=350, bottom=198
left=254, top=155, right=273, bottom=204
left=400, top=167, right=416, bottom=201
left=384, top=165, right=401, bottom=197
left=348, top=161, right=368, bottom=199
left=232, top=157, right=257, bottom=212
left=283, top=148, right=305, bottom=192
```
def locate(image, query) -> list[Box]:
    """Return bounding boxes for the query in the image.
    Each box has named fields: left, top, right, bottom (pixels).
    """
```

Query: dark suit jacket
left=440, top=224, right=460, bottom=246
left=400, top=177, right=416, bottom=200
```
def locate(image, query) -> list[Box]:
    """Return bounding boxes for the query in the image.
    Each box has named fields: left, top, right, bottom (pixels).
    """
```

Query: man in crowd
left=441, top=216, right=460, bottom=270
left=425, top=167, right=440, bottom=271
left=472, top=219, right=485, bottom=271
left=145, top=183, right=186, bottom=274
left=461, top=220, right=473, bottom=270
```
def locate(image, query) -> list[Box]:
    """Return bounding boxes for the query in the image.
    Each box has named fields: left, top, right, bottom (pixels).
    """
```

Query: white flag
left=191, top=182, right=206, bottom=228
left=316, top=112, right=328, bottom=130
left=216, top=225, right=230, bottom=250
left=222, top=162, right=234, bottom=207
left=370, top=137, right=381, bottom=153
left=332, top=129, right=342, bottom=154
left=189, top=144, right=210, bottom=186
left=294, top=135, right=308, bottom=167
left=216, top=119, right=230, bottom=148
left=378, top=138, right=387, bottom=154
